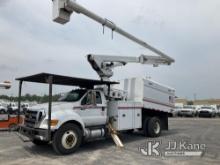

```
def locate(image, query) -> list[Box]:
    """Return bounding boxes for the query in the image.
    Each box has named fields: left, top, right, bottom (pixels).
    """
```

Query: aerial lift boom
left=52, top=0, right=175, bottom=64
left=87, top=54, right=171, bottom=81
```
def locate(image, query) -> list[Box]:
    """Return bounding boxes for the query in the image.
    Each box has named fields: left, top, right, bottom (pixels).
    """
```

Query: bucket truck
left=18, top=0, right=175, bottom=155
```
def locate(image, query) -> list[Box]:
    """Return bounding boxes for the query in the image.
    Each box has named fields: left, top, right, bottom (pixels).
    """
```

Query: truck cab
left=57, top=89, right=107, bottom=127
left=18, top=73, right=118, bottom=154
left=23, top=88, right=108, bottom=133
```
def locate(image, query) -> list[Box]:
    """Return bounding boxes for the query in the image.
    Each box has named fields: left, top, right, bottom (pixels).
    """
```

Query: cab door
left=80, top=90, right=107, bottom=127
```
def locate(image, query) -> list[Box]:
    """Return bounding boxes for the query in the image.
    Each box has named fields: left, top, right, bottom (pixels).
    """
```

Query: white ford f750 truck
left=18, top=0, right=175, bottom=155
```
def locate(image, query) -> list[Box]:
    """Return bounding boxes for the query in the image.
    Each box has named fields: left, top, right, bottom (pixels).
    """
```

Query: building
left=193, top=99, right=220, bottom=106
left=175, top=98, right=188, bottom=105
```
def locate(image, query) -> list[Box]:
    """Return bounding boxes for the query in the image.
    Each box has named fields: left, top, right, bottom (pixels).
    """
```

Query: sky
left=0, top=0, right=220, bottom=100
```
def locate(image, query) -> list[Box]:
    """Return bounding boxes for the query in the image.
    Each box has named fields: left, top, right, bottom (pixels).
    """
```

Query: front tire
left=52, top=123, right=82, bottom=155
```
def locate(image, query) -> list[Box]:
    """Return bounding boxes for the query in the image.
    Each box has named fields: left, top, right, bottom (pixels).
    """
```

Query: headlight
left=42, top=119, right=59, bottom=127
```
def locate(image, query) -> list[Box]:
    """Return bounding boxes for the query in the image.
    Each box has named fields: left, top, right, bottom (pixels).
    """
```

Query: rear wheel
left=52, top=123, right=82, bottom=155
left=143, top=117, right=161, bottom=137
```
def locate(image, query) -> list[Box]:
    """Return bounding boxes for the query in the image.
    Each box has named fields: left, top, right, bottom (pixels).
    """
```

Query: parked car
left=169, top=109, right=176, bottom=117
left=7, top=103, right=18, bottom=114
left=178, top=105, right=196, bottom=117
left=198, top=106, right=216, bottom=118
left=21, top=103, right=29, bottom=114
left=169, top=107, right=181, bottom=117
left=0, top=103, right=6, bottom=114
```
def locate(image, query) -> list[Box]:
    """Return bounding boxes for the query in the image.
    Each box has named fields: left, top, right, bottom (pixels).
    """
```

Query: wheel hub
left=154, top=122, right=160, bottom=134
left=61, top=131, right=77, bottom=149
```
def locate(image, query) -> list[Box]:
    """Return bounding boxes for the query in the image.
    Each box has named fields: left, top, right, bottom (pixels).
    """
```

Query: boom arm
left=52, top=0, right=175, bottom=63
left=87, top=54, right=171, bottom=81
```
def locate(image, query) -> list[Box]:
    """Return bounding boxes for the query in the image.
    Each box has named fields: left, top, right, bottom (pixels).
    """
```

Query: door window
left=96, top=91, right=102, bottom=104
left=81, top=91, right=93, bottom=105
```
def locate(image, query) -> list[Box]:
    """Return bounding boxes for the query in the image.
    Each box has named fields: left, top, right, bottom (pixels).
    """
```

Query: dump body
left=115, top=78, right=175, bottom=113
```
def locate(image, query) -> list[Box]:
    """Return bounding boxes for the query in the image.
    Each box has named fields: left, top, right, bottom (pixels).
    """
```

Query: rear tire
left=52, top=123, right=82, bottom=155
left=144, top=117, right=161, bottom=137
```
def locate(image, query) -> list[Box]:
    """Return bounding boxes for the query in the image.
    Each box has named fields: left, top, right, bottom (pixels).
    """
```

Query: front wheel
left=52, top=123, right=82, bottom=155
left=143, top=117, right=161, bottom=137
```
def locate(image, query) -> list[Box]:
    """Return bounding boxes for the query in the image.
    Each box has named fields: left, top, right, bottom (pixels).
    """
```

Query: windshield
left=58, top=90, right=87, bottom=102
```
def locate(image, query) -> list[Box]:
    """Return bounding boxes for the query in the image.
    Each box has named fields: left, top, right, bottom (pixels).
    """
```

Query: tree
left=187, top=101, right=194, bottom=105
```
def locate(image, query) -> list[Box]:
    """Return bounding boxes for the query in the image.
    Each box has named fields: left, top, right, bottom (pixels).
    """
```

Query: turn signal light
left=50, top=120, right=59, bottom=126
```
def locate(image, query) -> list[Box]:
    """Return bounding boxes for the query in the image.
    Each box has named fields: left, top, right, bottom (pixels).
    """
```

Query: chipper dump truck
left=18, top=0, right=175, bottom=155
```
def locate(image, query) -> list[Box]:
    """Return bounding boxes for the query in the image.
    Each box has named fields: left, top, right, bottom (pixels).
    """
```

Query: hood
left=181, top=108, right=194, bottom=111
left=199, top=108, right=213, bottom=112
left=29, top=102, right=77, bottom=113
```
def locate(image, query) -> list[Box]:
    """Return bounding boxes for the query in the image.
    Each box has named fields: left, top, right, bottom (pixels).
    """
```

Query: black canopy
left=16, top=73, right=118, bottom=88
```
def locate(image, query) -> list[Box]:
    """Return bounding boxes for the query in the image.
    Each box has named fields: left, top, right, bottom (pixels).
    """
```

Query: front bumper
left=19, top=125, right=50, bottom=141
left=199, top=111, right=212, bottom=117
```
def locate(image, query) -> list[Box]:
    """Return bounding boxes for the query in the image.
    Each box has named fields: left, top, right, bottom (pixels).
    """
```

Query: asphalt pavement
left=0, top=118, right=220, bottom=165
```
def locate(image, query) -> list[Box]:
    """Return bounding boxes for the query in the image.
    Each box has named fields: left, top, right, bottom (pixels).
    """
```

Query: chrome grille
left=24, top=110, right=38, bottom=128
